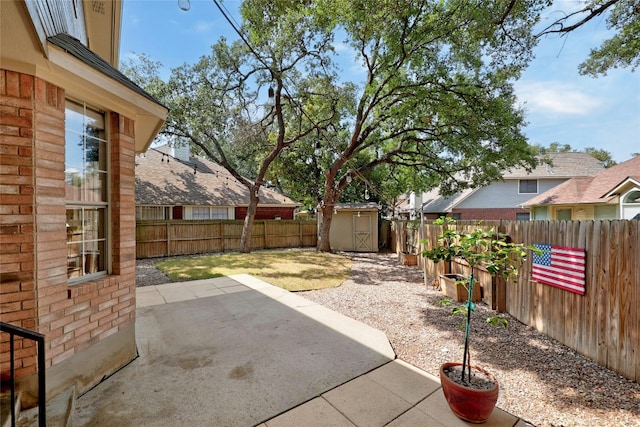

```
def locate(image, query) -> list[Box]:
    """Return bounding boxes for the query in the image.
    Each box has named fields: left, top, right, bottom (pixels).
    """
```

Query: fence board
left=136, top=220, right=317, bottom=259
left=597, top=221, right=610, bottom=368
left=395, top=219, right=639, bottom=382
left=585, top=220, right=600, bottom=362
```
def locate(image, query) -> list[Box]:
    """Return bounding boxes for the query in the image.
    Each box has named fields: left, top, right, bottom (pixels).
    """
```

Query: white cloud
left=193, top=20, right=215, bottom=34
left=515, top=81, right=601, bottom=115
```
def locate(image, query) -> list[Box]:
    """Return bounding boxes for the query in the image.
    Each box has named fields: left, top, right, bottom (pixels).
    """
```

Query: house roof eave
left=46, top=34, right=168, bottom=153
left=602, top=177, right=640, bottom=198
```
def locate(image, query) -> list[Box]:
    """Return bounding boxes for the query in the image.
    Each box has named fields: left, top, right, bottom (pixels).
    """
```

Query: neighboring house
left=1, top=0, right=167, bottom=408
left=136, top=145, right=299, bottom=221
left=401, top=153, right=605, bottom=221
left=522, top=156, right=640, bottom=220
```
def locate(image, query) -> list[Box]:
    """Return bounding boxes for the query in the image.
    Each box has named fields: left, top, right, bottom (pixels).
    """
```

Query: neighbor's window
left=518, top=179, right=538, bottom=194
left=65, top=100, right=108, bottom=281
left=191, top=207, right=211, bottom=220
left=187, top=206, right=230, bottom=220
left=556, top=208, right=572, bottom=221
left=210, top=207, right=229, bottom=219
left=516, top=212, right=530, bottom=221
left=136, top=206, right=171, bottom=220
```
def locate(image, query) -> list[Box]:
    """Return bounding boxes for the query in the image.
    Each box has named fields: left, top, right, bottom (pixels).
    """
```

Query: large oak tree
left=244, top=0, right=545, bottom=251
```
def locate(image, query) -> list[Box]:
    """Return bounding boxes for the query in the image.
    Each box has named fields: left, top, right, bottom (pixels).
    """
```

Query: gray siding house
left=402, top=153, right=606, bottom=221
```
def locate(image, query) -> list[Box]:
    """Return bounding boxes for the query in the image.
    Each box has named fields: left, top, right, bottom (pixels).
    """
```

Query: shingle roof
left=522, top=156, right=640, bottom=206
left=420, top=187, right=476, bottom=213
left=47, top=33, right=165, bottom=108
left=334, top=203, right=380, bottom=211
left=503, top=152, right=605, bottom=178
left=416, top=153, right=606, bottom=212
left=135, top=146, right=298, bottom=207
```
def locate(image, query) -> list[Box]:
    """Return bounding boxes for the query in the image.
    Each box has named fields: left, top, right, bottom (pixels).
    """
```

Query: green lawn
left=154, top=249, right=352, bottom=291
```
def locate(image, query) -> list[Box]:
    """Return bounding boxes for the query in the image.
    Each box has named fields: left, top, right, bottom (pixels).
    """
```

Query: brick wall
left=0, top=70, right=38, bottom=380
left=1, top=70, right=137, bottom=386
left=235, top=206, right=295, bottom=220
left=451, top=208, right=530, bottom=221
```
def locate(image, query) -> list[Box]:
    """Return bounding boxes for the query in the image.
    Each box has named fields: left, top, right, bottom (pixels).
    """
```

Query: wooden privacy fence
left=136, top=220, right=318, bottom=259
left=394, top=219, right=639, bottom=382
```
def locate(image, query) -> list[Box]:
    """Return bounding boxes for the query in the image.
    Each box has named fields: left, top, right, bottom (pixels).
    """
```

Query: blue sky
left=121, top=0, right=639, bottom=163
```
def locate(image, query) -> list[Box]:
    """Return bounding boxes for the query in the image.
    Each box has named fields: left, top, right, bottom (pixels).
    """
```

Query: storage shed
left=326, top=203, right=379, bottom=252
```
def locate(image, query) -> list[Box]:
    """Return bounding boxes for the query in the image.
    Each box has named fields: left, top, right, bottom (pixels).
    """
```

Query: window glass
left=136, top=206, right=170, bottom=220
left=192, top=207, right=211, bottom=220
left=516, top=212, right=530, bottom=221
left=556, top=208, right=572, bottom=220
left=65, top=100, right=108, bottom=281
left=623, top=190, right=640, bottom=203
left=519, top=179, right=538, bottom=194
left=211, top=207, right=229, bottom=219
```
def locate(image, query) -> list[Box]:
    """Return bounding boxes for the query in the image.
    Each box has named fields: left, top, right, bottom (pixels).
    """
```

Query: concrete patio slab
left=72, top=275, right=527, bottom=427
left=73, top=276, right=394, bottom=426
left=322, top=374, right=414, bottom=426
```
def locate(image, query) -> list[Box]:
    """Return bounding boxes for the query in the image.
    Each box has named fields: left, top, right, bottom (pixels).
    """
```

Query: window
left=623, top=190, right=640, bottom=204
left=65, top=100, right=107, bottom=281
left=516, top=212, right=530, bottom=221
left=187, top=206, right=231, bottom=220
left=556, top=208, right=572, bottom=220
left=136, top=206, right=171, bottom=220
left=191, top=207, right=211, bottom=220
left=211, top=207, right=229, bottom=219
left=518, top=180, right=538, bottom=194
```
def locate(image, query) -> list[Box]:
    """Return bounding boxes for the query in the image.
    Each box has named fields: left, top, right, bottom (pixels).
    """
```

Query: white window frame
left=65, top=100, right=109, bottom=283
left=185, top=206, right=233, bottom=220
left=518, top=179, right=538, bottom=194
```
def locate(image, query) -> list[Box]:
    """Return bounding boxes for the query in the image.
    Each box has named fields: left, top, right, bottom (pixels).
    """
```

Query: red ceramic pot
left=439, top=362, right=499, bottom=424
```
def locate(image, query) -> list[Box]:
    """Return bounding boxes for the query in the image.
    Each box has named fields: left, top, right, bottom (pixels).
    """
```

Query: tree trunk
left=317, top=202, right=334, bottom=252
left=317, top=164, right=344, bottom=252
left=240, top=186, right=259, bottom=253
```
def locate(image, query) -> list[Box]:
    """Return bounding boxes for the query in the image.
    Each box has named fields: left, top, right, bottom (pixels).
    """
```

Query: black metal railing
left=0, top=322, right=46, bottom=427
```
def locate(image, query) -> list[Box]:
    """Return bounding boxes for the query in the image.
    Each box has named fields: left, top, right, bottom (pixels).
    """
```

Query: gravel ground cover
left=136, top=252, right=640, bottom=427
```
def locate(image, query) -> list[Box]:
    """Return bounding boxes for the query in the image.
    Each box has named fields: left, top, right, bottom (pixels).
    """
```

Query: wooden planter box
left=400, top=252, right=418, bottom=266
left=439, top=274, right=481, bottom=302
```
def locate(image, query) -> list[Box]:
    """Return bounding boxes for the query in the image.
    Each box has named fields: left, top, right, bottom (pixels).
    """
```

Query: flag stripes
left=532, top=243, right=586, bottom=295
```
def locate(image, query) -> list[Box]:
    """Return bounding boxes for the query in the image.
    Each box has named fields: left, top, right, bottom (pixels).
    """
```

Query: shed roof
left=334, top=203, right=380, bottom=211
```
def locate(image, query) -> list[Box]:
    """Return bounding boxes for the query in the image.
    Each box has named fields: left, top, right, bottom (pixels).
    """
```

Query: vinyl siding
left=457, top=179, right=567, bottom=209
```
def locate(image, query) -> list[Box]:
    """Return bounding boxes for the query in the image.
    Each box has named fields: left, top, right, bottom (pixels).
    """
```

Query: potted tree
left=400, top=220, right=420, bottom=266
left=422, top=217, right=537, bottom=423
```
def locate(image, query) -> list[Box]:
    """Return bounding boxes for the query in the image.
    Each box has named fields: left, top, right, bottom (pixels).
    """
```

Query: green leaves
left=486, top=315, right=509, bottom=328
left=422, top=217, right=536, bottom=285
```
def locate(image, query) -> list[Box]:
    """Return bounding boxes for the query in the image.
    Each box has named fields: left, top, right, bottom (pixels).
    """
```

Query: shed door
left=353, top=214, right=373, bottom=252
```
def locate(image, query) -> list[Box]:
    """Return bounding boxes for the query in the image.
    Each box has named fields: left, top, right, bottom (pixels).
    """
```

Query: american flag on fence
left=532, top=243, right=586, bottom=295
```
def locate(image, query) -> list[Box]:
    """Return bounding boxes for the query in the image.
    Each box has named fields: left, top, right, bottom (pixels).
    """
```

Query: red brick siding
left=235, top=206, right=295, bottom=220
left=451, top=208, right=530, bottom=221
left=0, top=70, right=38, bottom=380
left=1, top=70, right=138, bottom=381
